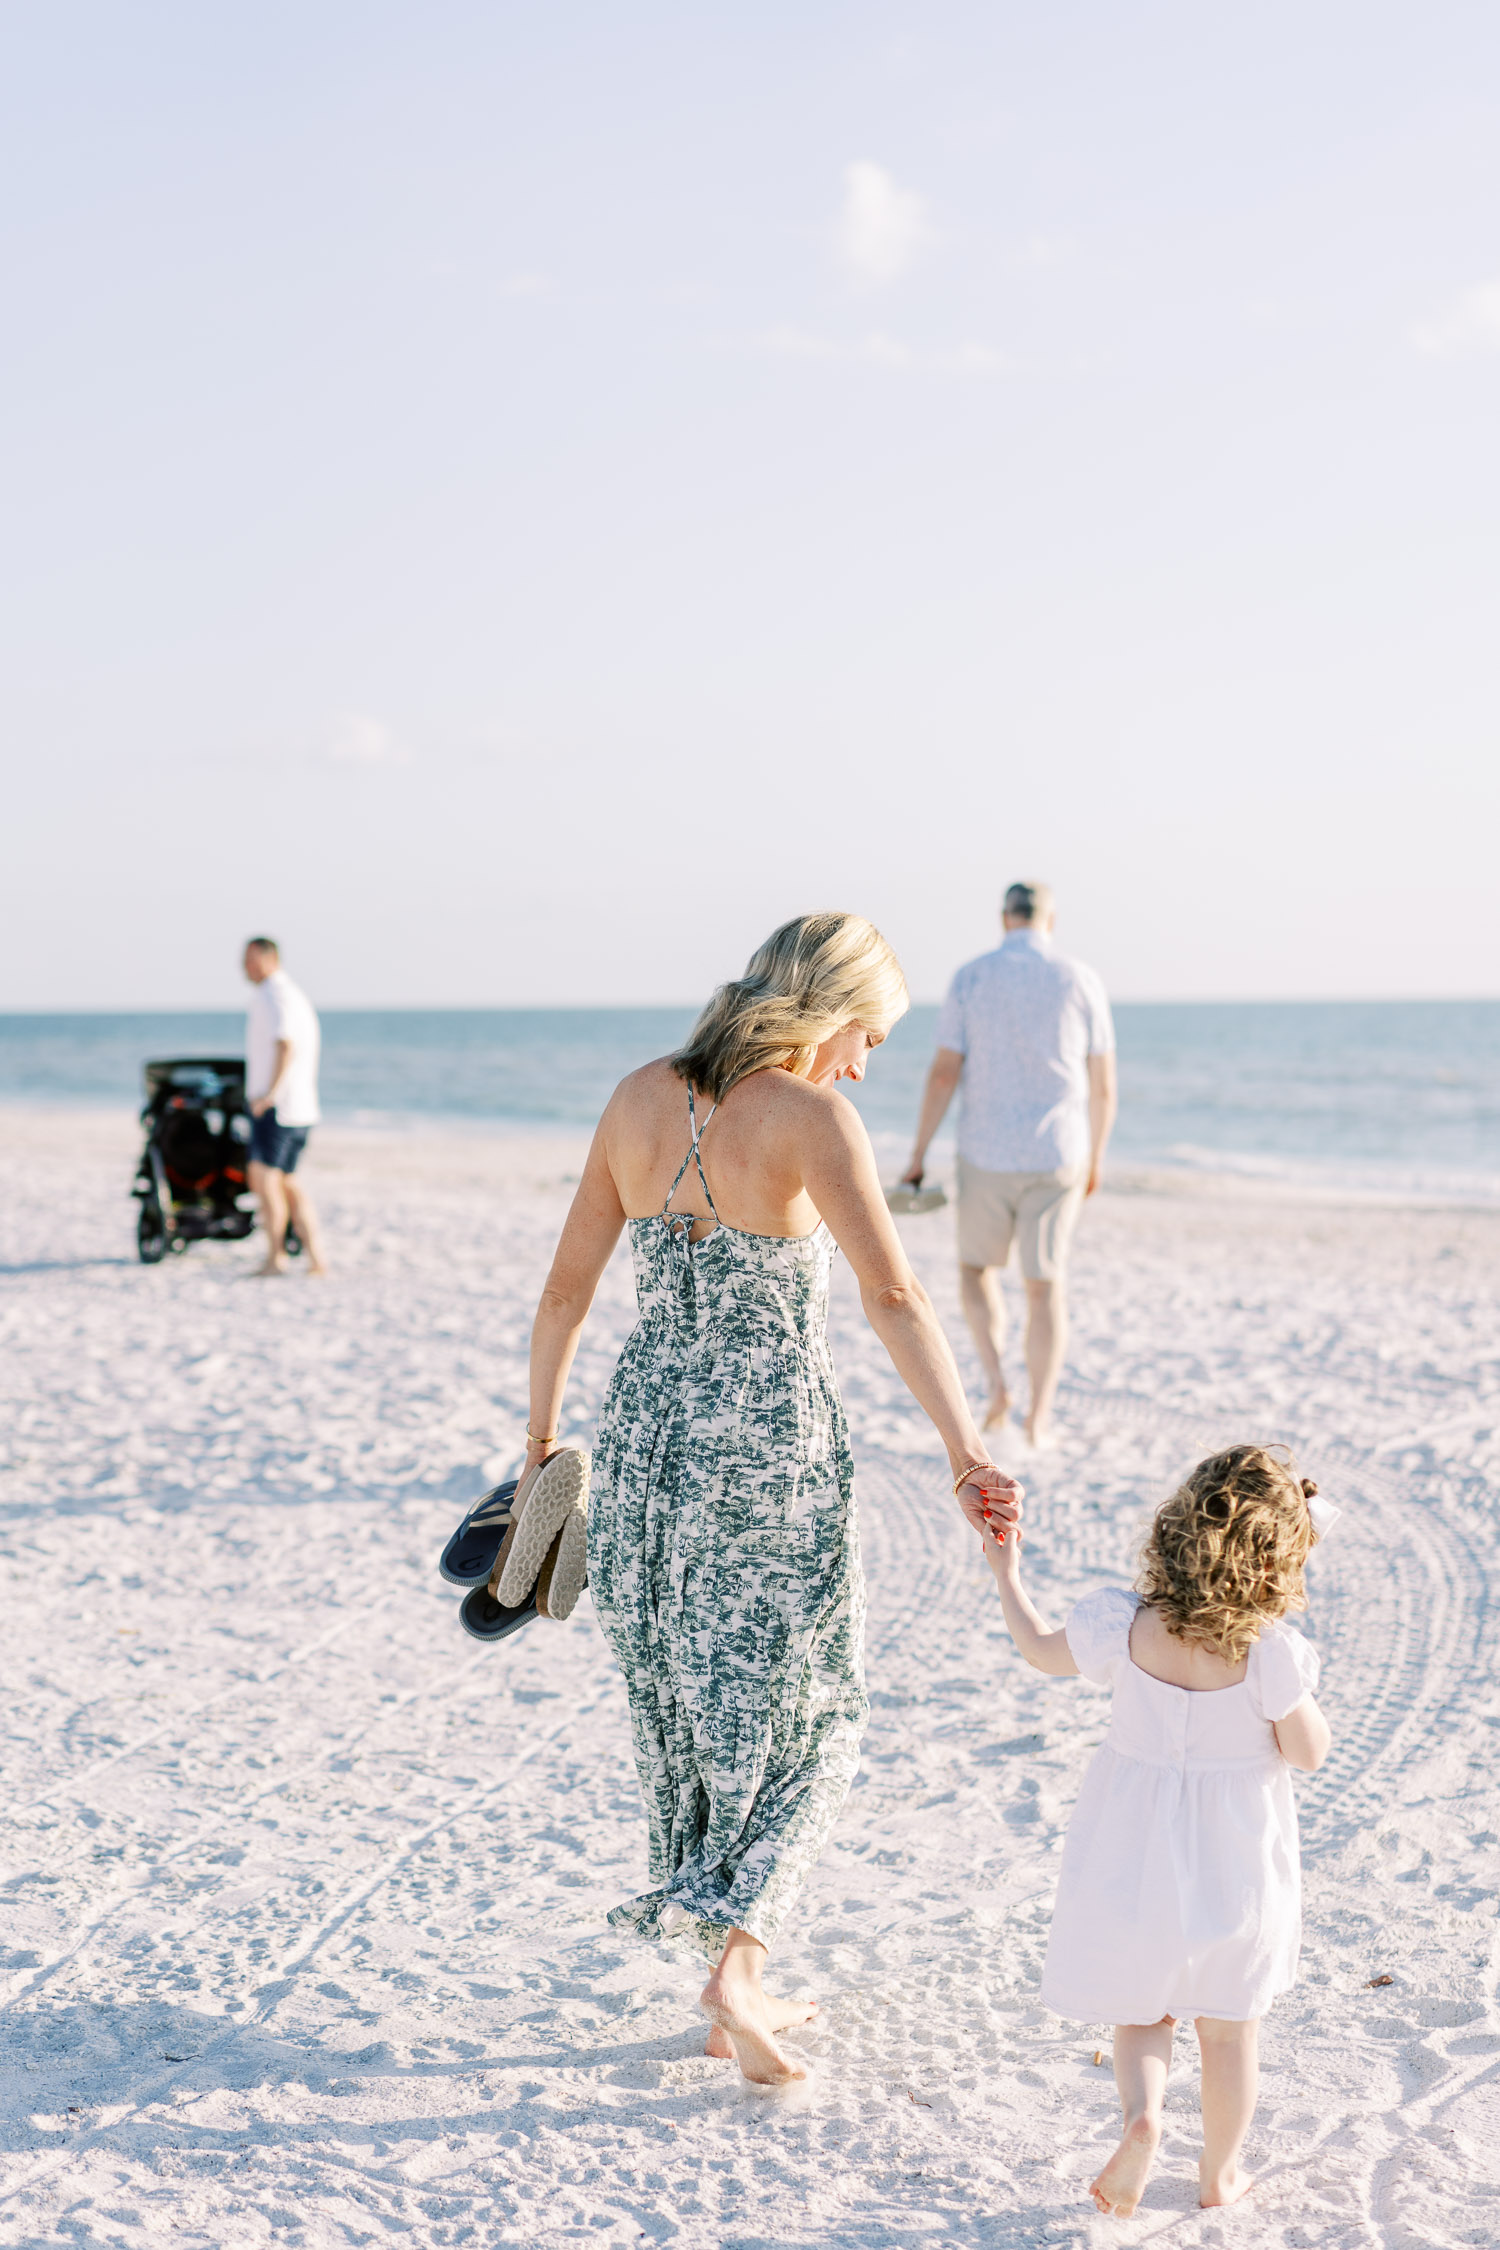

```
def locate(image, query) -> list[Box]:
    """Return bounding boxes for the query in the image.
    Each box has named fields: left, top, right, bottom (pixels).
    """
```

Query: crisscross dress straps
left=660, top=1084, right=720, bottom=1237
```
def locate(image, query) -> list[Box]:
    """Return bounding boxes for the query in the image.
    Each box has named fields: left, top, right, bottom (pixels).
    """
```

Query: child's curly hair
left=1137, top=1445, right=1319, bottom=1663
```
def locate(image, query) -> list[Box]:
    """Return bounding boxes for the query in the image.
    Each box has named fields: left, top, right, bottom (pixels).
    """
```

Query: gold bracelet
left=526, top=1424, right=559, bottom=1444
left=952, top=1460, right=995, bottom=1496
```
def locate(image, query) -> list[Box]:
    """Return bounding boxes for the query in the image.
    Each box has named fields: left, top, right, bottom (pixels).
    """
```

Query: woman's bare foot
left=1200, top=2167, right=1254, bottom=2209
left=1090, top=2117, right=1161, bottom=2216
left=699, top=1982, right=808, bottom=2084
left=982, top=1389, right=1012, bottom=1430
left=254, top=1256, right=291, bottom=1277
left=703, top=1996, right=817, bottom=2059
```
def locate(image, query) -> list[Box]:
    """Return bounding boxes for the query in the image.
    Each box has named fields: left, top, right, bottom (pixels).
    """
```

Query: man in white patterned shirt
left=901, top=883, right=1116, bottom=1446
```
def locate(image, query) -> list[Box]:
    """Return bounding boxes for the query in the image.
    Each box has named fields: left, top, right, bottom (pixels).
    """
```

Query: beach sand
left=2, top=1106, right=1498, bottom=2247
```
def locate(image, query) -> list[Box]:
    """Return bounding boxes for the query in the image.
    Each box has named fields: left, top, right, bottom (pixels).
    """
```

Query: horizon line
left=3, top=993, right=1500, bottom=1017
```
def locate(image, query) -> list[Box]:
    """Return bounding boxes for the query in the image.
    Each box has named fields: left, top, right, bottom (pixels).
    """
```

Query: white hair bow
left=1307, top=1492, right=1341, bottom=1541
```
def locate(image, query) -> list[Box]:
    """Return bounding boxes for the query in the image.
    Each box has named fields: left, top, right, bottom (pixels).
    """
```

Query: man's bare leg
left=1023, top=1277, right=1068, bottom=1444
left=283, top=1175, right=329, bottom=1276
left=1196, top=2016, right=1258, bottom=2208
left=1091, top=2016, right=1174, bottom=2216
left=248, top=1160, right=291, bottom=1275
left=700, top=1928, right=812, bottom=2083
left=959, top=1262, right=1011, bottom=1426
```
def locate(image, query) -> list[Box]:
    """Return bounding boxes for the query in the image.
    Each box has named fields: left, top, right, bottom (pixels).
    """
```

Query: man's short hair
left=1003, top=882, right=1054, bottom=924
left=245, top=936, right=280, bottom=959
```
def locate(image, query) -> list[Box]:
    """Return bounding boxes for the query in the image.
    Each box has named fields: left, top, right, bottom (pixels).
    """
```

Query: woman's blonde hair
left=1137, top=1444, right=1319, bottom=1664
left=672, top=912, right=909, bottom=1103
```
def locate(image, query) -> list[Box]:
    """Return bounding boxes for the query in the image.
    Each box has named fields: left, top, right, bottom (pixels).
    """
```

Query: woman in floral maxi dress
left=512, top=913, right=1018, bottom=2083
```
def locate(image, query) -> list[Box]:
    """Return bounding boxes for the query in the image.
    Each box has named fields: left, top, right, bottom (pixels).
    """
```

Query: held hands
left=981, top=1490, right=1023, bottom=1579
left=954, top=1464, right=1023, bottom=1549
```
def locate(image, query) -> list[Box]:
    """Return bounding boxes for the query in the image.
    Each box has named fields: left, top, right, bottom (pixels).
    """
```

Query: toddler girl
left=979, top=1444, right=1334, bottom=2217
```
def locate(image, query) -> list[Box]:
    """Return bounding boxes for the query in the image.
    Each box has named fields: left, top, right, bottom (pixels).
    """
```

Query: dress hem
left=1039, top=1978, right=1294, bottom=2026
left=607, top=1890, right=774, bottom=1966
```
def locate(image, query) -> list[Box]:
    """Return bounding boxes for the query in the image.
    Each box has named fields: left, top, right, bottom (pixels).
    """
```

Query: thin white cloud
left=756, top=326, right=1004, bottom=376
left=835, top=161, right=931, bottom=287
left=758, top=325, right=840, bottom=360
left=1412, top=280, right=1500, bottom=358
left=326, top=713, right=408, bottom=766
left=941, top=341, right=1007, bottom=374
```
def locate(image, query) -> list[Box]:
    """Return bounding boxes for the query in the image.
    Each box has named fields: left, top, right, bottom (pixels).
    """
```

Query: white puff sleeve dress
left=1039, top=1588, right=1320, bottom=2026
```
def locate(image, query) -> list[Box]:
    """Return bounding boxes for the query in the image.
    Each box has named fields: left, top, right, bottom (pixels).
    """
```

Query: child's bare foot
left=1200, top=2166, right=1255, bottom=2208
left=1090, top=2117, right=1161, bottom=2216
left=699, top=1981, right=808, bottom=2084
left=703, top=1995, right=817, bottom=2059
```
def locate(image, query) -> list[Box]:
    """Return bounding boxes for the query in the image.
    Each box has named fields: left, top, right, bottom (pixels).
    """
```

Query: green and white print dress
left=588, top=1088, right=868, bottom=1962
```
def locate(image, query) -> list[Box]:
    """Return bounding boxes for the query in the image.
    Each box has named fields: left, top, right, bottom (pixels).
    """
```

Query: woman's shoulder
left=721, top=1066, right=869, bottom=1146
left=595, top=1061, right=695, bottom=1186
left=603, top=1057, right=687, bottom=1121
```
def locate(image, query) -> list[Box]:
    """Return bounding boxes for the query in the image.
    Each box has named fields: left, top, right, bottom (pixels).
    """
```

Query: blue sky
left=2, top=3, right=1497, bottom=1008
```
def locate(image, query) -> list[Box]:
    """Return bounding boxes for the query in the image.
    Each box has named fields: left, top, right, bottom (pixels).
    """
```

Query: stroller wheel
left=137, top=1196, right=168, bottom=1265
left=284, top=1221, right=303, bottom=1258
left=167, top=1232, right=188, bottom=1256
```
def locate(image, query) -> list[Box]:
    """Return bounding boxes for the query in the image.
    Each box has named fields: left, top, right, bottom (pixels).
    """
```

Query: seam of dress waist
left=1100, top=1743, right=1286, bottom=1775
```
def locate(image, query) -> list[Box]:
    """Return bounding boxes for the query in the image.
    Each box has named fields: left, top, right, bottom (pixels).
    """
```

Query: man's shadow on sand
left=0, top=1257, right=134, bottom=1275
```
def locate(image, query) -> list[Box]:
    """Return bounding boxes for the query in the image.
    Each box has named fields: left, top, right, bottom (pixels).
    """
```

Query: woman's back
left=602, top=1058, right=850, bottom=1240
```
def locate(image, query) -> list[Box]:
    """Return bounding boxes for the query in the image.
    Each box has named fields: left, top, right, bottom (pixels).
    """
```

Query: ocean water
left=1, top=1001, right=1497, bottom=1199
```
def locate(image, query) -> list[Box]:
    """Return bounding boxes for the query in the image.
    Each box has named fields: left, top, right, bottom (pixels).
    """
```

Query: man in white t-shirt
left=243, top=937, right=327, bottom=1276
left=901, top=883, right=1116, bottom=1445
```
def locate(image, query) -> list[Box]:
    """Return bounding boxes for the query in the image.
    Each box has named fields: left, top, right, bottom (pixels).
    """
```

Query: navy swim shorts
left=249, top=1109, right=311, bottom=1173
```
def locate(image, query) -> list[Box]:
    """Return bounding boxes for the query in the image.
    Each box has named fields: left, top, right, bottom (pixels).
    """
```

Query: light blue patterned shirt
left=935, top=931, right=1115, bottom=1173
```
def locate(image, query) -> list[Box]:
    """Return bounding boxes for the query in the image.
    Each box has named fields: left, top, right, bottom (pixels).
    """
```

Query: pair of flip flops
left=439, top=1447, right=591, bottom=1644
left=884, top=1181, right=947, bottom=1215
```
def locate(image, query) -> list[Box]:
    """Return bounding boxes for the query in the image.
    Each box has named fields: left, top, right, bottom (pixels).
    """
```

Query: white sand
left=2, top=1106, right=1498, bottom=2248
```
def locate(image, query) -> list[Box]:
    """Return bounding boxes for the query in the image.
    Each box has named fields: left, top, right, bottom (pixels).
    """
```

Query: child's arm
left=981, top=1523, right=1080, bottom=1677
left=1273, top=1694, right=1331, bottom=1772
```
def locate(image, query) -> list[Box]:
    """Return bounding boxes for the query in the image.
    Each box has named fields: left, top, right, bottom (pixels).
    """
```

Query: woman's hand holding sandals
left=522, top=1417, right=563, bottom=1476
left=953, top=1462, right=1023, bottom=1545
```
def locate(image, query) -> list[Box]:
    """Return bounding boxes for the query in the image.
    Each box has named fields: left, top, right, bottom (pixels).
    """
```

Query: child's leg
left=1090, top=2016, right=1175, bottom=2217
left=1195, top=2016, right=1259, bottom=2208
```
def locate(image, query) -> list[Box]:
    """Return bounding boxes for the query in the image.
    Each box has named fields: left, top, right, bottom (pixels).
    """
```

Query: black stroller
left=130, top=1057, right=300, bottom=1265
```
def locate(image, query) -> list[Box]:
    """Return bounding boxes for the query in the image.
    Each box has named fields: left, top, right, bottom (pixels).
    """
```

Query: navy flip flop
left=458, top=1580, right=541, bottom=1644
left=438, top=1478, right=520, bottom=1587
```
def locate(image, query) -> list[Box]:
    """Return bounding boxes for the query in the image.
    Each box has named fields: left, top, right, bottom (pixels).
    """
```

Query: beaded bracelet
left=952, top=1460, right=997, bottom=1496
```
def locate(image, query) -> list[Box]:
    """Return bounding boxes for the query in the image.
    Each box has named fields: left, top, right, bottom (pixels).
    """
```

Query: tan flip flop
left=494, top=1446, right=590, bottom=1610
left=534, top=1510, right=589, bottom=1621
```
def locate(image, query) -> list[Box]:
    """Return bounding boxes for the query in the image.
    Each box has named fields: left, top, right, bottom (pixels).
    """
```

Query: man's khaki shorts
left=956, top=1157, right=1086, bottom=1281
